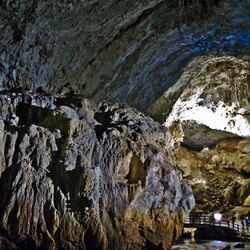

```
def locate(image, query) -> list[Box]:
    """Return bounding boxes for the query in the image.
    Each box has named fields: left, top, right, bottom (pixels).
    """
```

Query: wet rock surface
left=0, top=92, right=194, bottom=249
left=156, top=55, right=250, bottom=129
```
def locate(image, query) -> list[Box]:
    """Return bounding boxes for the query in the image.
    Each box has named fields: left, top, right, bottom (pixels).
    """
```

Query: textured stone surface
left=0, top=0, right=249, bottom=112
left=176, top=141, right=250, bottom=214
left=0, top=0, right=249, bottom=247
left=152, top=55, right=250, bottom=125
left=0, top=92, right=194, bottom=249
left=181, top=121, right=239, bottom=151
left=161, top=55, right=250, bottom=215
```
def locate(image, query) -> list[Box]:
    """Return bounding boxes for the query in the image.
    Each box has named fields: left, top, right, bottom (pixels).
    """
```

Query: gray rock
left=181, top=120, right=239, bottom=151
left=0, top=1, right=249, bottom=113
left=0, top=92, right=194, bottom=249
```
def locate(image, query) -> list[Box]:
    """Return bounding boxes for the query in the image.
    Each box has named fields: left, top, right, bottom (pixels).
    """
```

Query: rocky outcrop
left=180, top=121, right=239, bottom=151
left=151, top=55, right=250, bottom=127
left=159, top=55, right=250, bottom=214
left=0, top=92, right=194, bottom=249
left=0, top=0, right=249, bottom=247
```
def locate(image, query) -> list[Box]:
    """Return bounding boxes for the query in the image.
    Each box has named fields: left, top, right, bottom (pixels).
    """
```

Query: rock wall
left=0, top=0, right=249, bottom=111
left=0, top=0, right=249, bottom=248
left=162, top=55, right=250, bottom=215
left=0, top=92, right=194, bottom=249
left=165, top=55, right=250, bottom=137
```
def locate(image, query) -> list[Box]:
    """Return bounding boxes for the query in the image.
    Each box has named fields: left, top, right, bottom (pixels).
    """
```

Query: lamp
left=214, top=213, right=222, bottom=221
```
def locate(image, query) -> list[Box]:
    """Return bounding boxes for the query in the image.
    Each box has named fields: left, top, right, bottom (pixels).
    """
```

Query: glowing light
left=197, top=179, right=207, bottom=184
left=214, top=213, right=222, bottom=221
left=201, top=179, right=207, bottom=184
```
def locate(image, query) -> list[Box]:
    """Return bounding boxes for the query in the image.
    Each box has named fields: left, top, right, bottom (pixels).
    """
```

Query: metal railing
left=185, top=215, right=250, bottom=234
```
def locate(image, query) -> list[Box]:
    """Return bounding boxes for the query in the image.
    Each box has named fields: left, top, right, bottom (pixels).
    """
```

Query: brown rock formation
left=161, top=55, right=250, bottom=216
left=0, top=92, right=194, bottom=249
left=176, top=140, right=250, bottom=213
left=0, top=0, right=249, bottom=248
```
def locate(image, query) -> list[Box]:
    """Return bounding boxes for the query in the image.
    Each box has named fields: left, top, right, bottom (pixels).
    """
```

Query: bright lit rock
left=164, top=56, right=250, bottom=137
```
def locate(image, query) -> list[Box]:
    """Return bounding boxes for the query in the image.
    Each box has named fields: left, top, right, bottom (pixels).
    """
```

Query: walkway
left=185, top=215, right=250, bottom=240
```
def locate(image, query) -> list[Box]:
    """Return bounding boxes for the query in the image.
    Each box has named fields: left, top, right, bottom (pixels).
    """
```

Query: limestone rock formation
left=175, top=140, right=250, bottom=213
left=161, top=55, right=250, bottom=215
left=0, top=0, right=249, bottom=112
left=0, top=92, right=194, bottom=249
left=0, top=0, right=249, bottom=248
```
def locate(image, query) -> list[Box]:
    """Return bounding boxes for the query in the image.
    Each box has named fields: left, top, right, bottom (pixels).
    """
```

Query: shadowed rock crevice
left=126, top=155, right=149, bottom=186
